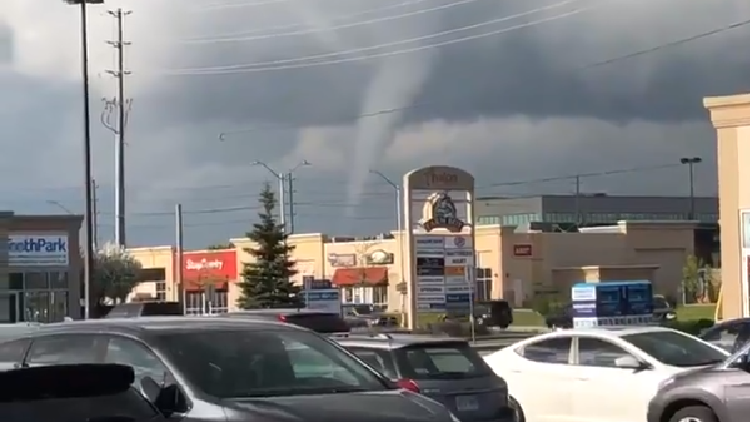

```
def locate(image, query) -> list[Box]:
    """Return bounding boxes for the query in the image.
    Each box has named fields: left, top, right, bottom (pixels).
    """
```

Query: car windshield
left=155, top=329, right=388, bottom=398
left=622, top=331, right=729, bottom=367
left=394, top=342, right=494, bottom=380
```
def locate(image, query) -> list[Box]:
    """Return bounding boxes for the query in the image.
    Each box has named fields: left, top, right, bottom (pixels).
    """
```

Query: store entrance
left=0, top=293, right=20, bottom=323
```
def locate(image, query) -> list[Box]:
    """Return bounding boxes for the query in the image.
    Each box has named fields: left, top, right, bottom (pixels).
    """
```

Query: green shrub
left=664, top=318, right=714, bottom=335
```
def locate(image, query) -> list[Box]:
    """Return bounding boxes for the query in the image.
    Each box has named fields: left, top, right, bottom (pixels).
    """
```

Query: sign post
left=403, top=166, right=476, bottom=330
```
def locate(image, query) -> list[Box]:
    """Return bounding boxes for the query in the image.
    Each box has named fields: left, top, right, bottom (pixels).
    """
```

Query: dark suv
left=335, top=333, right=513, bottom=422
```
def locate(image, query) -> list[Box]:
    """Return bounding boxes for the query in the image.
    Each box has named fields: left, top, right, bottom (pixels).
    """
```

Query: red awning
left=332, top=267, right=388, bottom=286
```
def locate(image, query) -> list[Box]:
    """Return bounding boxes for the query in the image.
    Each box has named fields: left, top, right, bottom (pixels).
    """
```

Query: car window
left=577, top=337, right=632, bottom=368
left=346, top=348, right=398, bottom=378
left=0, top=338, right=30, bottom=363
left=154, top=329, right=388, bottom=398
left=394, top=342, right=494, bottom=380
left=26, top=335, right=101, bottom=365
left=623, top=331, right=729, bottom=367
left=702, top=323, right=744, bottom=352
left=104, top=336, right=170, bottom=400
left=520, top=337, right=572, bottom=364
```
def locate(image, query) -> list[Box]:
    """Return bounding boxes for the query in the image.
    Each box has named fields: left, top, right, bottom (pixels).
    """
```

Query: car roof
left=333, top=333, right=469, bottom=349
left=515, top=326, right=677, bottom=344
left=4, top=316, right=304, bottom=340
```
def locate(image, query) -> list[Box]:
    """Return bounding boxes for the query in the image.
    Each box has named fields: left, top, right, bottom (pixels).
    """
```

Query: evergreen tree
left=237, top=182, right=301, bottom=309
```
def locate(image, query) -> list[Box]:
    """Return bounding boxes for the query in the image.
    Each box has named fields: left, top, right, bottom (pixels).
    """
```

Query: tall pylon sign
left=402, top=166, right=476, bottom=330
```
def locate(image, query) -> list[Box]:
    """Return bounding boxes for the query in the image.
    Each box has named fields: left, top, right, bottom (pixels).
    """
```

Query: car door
left=24, top=334, right=105, bottom=367
left=512, top=336, right=575, bottom=422
left=571, top=336, right=663, bottom=422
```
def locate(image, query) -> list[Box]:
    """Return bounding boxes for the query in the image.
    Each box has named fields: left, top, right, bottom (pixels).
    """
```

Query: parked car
left=473, top=300, right=513, bottom=328
left=699, top=317, right=750, bottom=353
left=545, top=303, right=573, bottom=328
left=335, top=333, right=514, bottom=422
left=648, top=334, right=750, bottom=422
left=105, top=302, right=183, bottom=318
left=0, top=363, right=164, bottom=422
left=225, top=308, right=350, bottom=333
left=0, top=317, right=462, bottom=422
left=484, top=326, right=728, bottom=422
left=652, top=295, right=677, bottom=322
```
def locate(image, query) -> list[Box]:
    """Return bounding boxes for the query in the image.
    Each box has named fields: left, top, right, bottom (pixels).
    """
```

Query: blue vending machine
left=571, top=280, right=654, bottom=328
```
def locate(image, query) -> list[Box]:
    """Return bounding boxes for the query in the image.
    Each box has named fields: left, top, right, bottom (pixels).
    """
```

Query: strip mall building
left=0, top=212, right=83, bottom=323
left=704, top=92, right=750, bottom=319
left=128, top=220, right=697, bottom=314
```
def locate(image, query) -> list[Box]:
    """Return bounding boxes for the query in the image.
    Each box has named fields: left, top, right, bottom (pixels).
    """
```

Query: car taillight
left=278, top=314, right=287, bottom=322
left=395, top=378, right=420, bottom=393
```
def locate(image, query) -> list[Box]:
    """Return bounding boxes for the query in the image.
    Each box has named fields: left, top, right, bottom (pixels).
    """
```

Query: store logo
left=420, top=192, right=464, bottom=233
left=327, top=253, right=356, bottom=267
left=367, top=249, right=394, bottom=265
left=185, top=258, right=224, bottom=270
left=9, top=237, right=67, bottom=253
left=453, top=237, right=466, bottom=248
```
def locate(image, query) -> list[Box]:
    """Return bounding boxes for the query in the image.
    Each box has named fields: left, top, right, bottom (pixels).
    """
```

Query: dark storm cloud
left=135, top=0, right=750, bottom=132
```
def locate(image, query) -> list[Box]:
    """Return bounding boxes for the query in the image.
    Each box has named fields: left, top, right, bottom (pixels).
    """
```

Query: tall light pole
left=680, top=157, right=703, bottom=220
left=252, top=160, right=310, bottom=230
left=369, top=170, right=406, bottom=321
left=65, top=0, right=103, bottom=320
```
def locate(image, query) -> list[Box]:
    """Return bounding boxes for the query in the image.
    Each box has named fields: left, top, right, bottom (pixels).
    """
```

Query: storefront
left=182, top=250, right=236, bottom=315
left=0, top=214, right=83, bottom=322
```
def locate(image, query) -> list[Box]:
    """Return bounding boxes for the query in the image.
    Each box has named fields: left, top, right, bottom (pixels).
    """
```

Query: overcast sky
left=1, top=0, right=748, bottom=248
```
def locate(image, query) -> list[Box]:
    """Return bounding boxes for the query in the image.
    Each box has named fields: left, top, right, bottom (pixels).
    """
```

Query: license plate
left=456, top=395, right=479, bottom=412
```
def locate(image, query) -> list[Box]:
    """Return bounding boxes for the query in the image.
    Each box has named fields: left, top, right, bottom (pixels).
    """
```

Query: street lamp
left=64, top=0, right=104, bottom=320
left=46, top=200, right=75, bottom=215
left=252, top=160, right=310, bottom=231
left=369, top=170, right=406, bottom=323
left=680, top=157, right=703, bottom=220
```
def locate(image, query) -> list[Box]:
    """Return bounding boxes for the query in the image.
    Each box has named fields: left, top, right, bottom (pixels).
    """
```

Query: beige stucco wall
left=126, top=220, right=695, bottom=313
left=704, top=92, right=750, bottom=320
left=127, top=246, right=176, bottom=301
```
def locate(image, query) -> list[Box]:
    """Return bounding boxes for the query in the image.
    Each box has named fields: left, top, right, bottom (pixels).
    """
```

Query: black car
left=0, top=363, right=164, bottom=422
left=545, top=304, right=573, bottom=328
left=0, top=317, right=457, bottom=422
left=473, top=300, right=513, bottom=328
left=699, top=317, right=750, bottom=353
left=335, top=334, right=514, bottom=422
left=224, top=309, right=351, bottom=333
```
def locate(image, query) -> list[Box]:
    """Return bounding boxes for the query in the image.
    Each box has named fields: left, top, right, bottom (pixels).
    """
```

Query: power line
left=164, top=3, right=590, bottom=75
left=180, top=0, right=517, bottom=45
left=185, top=0, right=436, bottom=40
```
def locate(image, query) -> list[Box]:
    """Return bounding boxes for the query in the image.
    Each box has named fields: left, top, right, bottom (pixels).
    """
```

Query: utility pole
left=680, top=157, right=703, bottom=220
left=175, top=204, right=185, bottom=314
left=287, top=173, right=295, bottom=234
left=103, top=8, right=132, bottom=249
left=576, top=174, right=583, bottom=228
left=91, top=178, right=99, bottom=251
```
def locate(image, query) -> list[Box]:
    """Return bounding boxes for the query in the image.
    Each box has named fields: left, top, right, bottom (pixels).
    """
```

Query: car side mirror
left=614, top=356, right=650, bottom=371
left=153, top=384, right=187, bottom=417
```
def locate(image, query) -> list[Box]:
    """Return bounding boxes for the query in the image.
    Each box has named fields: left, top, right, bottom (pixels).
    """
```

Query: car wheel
left=509, top=396, right=525, bottom=422
left=668, top=406, right=717, bottom=422
left=498, top=323, right=509, bottom=329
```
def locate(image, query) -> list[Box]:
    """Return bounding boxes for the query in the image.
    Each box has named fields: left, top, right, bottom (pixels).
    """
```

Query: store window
left=3, top=272, right=70, bottom=323
left=155, top=281, right=166, bottom=302
left=475, top=268, right=492, bottom=301
left=373, top=286, right=388, bottom=306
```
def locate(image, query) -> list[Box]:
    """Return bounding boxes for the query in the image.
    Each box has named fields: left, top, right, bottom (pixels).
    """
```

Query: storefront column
left=704, top=93, right=750, bottom=319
